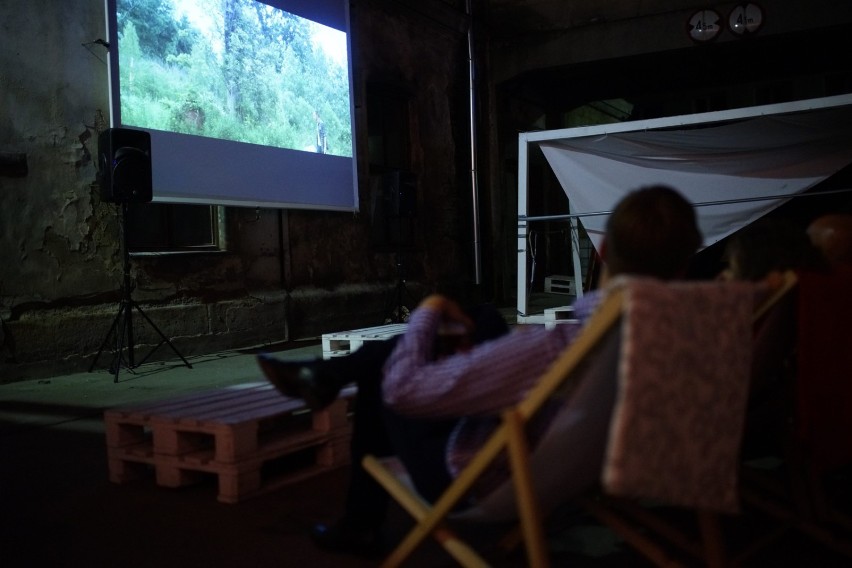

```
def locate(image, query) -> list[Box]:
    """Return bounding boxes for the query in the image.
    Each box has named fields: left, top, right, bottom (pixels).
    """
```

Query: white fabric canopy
left=538, top=101, right=852, bottom=251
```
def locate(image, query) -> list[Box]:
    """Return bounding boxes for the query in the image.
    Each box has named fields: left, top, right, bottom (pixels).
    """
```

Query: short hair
left=604, top=185, right=702, bottom=280
left=808, top=213, right=852, bottom=265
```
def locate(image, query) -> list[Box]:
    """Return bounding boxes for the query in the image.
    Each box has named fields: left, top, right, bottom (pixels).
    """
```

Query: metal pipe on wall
left=467, top=0, right=482, bottom=285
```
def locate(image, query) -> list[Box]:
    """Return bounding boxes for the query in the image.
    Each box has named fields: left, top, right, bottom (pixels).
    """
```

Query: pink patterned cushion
left=602, top=278, right=755, bottom=513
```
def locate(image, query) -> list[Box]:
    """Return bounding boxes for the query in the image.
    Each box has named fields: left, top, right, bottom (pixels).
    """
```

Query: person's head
left=721, top=217, right=827, bottom=281
left=807, top=213, right=852, bottom=266
left=601, top=185, right=702, bottom=280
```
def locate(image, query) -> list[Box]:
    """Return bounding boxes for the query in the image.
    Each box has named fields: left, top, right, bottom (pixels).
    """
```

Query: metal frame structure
left=516, top=93, right=852, bottom=322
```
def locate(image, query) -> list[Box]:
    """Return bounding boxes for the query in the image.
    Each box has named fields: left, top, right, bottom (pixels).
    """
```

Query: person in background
left=258, top=185, right=702, bottom=557
left=314, top=110, right=328, bottom=154
left=807, top=212, right=852, bottom=269
left=797, top=212, right=852, bottom=474
left=720, top=216, right=825, bottom=456
left=719, top=217, right=827, bottom=282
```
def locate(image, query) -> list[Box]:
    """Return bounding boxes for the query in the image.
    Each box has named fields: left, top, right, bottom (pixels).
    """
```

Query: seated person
left=807, top=212, right=852, bottom=269
left=718, top=218, right=825, bottom=455
left=258, top=185, right=702, bottom=557
left=719, top=216, right=827, bottom=282
left=798, top=213, right=852, bottom=473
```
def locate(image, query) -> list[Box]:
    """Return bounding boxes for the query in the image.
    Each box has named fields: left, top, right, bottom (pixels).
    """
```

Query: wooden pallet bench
left=104, top=382, right=357, bottom=503
left=321, top=323, right=408, bottom=358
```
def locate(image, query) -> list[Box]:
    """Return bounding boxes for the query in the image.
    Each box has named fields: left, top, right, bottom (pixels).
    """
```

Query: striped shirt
left=382, top=291, right=603, bottom=495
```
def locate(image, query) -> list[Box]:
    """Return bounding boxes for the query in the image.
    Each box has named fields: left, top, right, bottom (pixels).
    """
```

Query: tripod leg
left=89, top=202, right=191, bottom=380
left=132, top=302, right=193, bottom=369
left=89, top=304, right=123, bottom=372
left=111, top=301, right=132, bottom=383
left=383, top=252, right=415, bottom=323
left=124, top=297, right=136, bottom=369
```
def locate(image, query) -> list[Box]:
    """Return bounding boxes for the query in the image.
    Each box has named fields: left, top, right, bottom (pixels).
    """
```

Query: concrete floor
left=1, top=333, right=850, bottom=567
left=0, top=338, right=575, bottom=568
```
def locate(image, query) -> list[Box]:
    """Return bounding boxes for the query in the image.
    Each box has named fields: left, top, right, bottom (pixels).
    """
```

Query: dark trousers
left=323, top=304, right=509, bottom=527
left=334, top=338, right=456, bottom=526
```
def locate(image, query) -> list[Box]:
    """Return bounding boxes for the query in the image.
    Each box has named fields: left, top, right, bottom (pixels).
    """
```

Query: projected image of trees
left=116, top=0, right=352, bottom=157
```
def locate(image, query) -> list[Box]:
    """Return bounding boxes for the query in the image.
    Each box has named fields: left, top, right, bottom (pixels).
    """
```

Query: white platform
left=518, top=305, right=579, bottom=330
left=321, top=323, right=408, bottom=359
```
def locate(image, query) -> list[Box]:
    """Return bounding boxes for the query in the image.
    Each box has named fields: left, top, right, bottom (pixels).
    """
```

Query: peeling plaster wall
left=1, top=1, right=117, bottom=307
left=0, top=0, right=474, bottom=382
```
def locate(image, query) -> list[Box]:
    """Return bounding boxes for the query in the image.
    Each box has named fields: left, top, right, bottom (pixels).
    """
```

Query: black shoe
left=310, top=521, right=383, bottom=558
left=256, top=354, right=342, bottom=411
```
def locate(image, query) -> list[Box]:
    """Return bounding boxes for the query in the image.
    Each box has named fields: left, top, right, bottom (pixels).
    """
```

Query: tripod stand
left=374, top=170, right=418, bottom=323
left=89, top=201, right=192, bottom=382
left=384, top=250, right=414, bottom=323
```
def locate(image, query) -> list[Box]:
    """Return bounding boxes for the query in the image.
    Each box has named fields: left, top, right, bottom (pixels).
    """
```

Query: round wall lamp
left=729, top=3, right=764, bottom=36
left=687, top=9, right=722, bottom=42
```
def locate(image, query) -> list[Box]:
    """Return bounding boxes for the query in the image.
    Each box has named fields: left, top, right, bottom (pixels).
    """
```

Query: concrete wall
left=0, top=0, right=472, bottom=382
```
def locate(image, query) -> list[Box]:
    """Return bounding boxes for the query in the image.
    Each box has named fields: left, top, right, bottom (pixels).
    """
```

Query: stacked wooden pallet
left=104, top=382, right=356, bottom=503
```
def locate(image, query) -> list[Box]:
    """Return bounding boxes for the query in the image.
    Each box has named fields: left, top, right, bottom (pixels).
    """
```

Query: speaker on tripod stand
left=371, top=170, right=417, bottom=323
left=89, top=127, right=192, bottom=382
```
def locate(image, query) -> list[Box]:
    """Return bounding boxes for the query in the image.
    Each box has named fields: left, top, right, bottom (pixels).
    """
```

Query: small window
left=125, top=203, right=220, bottom=252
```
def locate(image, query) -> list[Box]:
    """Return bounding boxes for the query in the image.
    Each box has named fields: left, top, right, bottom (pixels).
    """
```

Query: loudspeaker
left=98, top=128, right=153, bottom=203
left=382, top=170, right=416, bottom=218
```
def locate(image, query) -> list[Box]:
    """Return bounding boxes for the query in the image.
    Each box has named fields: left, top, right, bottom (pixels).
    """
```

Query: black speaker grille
left=98, top=128, right=153, bottom=203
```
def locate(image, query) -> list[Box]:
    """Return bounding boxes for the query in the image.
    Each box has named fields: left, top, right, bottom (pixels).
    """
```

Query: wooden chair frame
left=363, top=289, right=625, bottom=567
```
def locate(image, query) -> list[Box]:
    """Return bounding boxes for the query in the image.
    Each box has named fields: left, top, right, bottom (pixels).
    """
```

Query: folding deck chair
left=363, top=276, right=792, bottom=567
left=363, top=284, right=624, bottom=567
left=580, top=270, right=800, bottom=568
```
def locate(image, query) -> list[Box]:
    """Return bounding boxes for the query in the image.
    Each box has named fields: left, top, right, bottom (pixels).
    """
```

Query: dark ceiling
left=397, top=1, right=852, bottom=120
left=479, top=0, right=683, bottom=38
left=491, top=18, right=852, bottom=118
